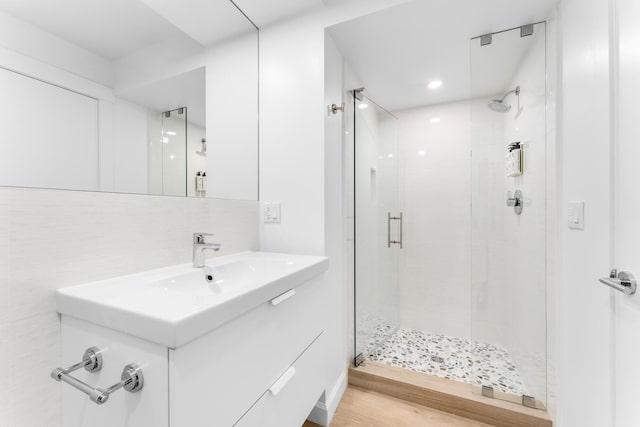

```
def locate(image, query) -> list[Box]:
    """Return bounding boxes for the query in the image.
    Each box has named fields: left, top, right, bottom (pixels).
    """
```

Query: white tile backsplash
left=0, top=187, right=259, bottom=427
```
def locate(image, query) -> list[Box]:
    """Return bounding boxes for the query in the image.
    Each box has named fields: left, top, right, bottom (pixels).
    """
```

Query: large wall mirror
left=0, top=0, right=258, bottom=200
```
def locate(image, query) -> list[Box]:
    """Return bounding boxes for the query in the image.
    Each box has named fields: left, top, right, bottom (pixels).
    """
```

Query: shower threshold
left=348, top=361, right=552, bottom=427
left=363, top=327, right=529, bottom=397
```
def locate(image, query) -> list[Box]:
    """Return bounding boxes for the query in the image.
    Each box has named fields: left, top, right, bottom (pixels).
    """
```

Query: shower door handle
left=388, top=212, right=403, bottom=249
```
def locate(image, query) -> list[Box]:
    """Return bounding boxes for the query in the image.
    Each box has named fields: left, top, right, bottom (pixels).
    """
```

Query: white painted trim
left=307, top=370, right=347, bottom=426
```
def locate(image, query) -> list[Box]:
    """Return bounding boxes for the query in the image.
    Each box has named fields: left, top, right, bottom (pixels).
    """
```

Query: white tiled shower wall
left=395, top=101, right=472, bottom=339
left=0, top=188, right=259, bottom=426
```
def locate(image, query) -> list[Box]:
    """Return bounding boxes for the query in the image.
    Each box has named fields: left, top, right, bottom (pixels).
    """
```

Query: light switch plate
left=568, top=201, right=584, bottom=230
left=264, top=203, right=281, bottom=224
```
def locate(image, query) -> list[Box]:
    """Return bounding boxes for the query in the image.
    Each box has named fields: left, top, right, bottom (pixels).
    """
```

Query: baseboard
left=307, top=370, right=347, bottom=426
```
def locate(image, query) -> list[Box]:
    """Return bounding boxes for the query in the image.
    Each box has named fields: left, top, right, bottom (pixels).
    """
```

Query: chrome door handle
left=388, top=212, right=403, bottom=249
left=599, top=270, right=637, bottom=295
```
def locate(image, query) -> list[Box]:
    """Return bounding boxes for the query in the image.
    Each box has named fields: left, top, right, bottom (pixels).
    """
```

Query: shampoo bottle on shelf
left=196, top=172, right=203, bottom=192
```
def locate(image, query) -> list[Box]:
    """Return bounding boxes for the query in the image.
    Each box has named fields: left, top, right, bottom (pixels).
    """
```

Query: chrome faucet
left=192, top=233, right=221, bottom=268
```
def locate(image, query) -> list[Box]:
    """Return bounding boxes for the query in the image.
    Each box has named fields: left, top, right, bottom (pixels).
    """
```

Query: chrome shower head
left=488, top=86, right=520, bottom=113
left=488, top=99, right=511, bottom=112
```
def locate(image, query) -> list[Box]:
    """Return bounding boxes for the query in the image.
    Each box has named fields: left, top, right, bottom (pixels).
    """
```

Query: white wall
left=113, top=99, right=149, bottom=194
left=395, top=101, right=471, bottom=339
left=258, top=0, right=411, bottom=422
left=556, top=0, right=614, bottom=425
left=545, top=8, right=559, bottom=420
left=0, top=188, right=259, bottom=427
left=0, top=67, right=99, bottom=191
left=0, top=9, right=113, bottom=87
left=205, top=34, right=258, bottom=201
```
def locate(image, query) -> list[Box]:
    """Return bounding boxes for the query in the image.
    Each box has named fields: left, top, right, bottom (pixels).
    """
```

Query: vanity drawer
left=234, top=333, right=325, bottom=427
left=170, top=273, right=326, bottom=427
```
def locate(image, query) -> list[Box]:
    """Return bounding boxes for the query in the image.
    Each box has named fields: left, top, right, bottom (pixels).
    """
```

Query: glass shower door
left=352, top=93, right=401, bottom=364
left=470, top=23, right=547, bottom=408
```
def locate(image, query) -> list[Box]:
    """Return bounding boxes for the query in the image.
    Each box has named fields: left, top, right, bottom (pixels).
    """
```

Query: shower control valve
left=506, top=190, right=523, bottom=215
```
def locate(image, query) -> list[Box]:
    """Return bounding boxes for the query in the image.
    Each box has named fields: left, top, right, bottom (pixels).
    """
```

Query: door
left=614, top=0, right=640, bottom=425
left=351, top=92, right=401, bottom=363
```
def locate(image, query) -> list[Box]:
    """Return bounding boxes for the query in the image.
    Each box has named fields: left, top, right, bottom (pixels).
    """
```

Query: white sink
left=56, top=251, right=329, bottom=348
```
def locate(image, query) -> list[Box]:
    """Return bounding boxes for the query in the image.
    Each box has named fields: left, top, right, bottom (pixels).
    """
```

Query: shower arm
left=500, top=86, right=520, bottom=103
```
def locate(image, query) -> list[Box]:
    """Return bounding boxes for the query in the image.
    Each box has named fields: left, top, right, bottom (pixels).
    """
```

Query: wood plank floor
left=302, top=386, right=492, bottom=427
left=349, top=361, right=551, bottom=427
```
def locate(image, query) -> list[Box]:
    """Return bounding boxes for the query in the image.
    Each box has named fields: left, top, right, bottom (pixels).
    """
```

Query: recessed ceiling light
left=428, top=80, right=443, bottom=89
left=418, top=150, right=426, bottom=156
left=388, top=153, right=393, bottom=158
left=358, top=103, right=369, bottom=109
left=430, top=117, right=441, bottom=123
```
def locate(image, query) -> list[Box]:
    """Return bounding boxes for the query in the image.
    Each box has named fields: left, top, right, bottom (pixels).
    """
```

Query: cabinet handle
left=271, top=289, right=296, bottom=306
left=269, top=366, right=296, bottom=396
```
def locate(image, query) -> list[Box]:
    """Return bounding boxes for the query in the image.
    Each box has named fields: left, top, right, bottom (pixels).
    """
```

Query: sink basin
left=56, top=251, right=329, bottom=348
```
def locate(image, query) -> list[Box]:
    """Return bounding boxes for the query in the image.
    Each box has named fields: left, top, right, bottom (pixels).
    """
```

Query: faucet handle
left=193, top=233, right=214, bottom=244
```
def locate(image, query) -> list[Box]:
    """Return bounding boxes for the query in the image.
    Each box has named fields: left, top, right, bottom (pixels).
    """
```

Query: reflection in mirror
left=0, top=0, right=258, bottom=200
left=119, top=66, right=207, bottom=197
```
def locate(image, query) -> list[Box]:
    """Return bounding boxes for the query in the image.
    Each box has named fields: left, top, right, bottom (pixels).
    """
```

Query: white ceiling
left=328, top=0, right=557, bottom=112
left=233, top=0, right=323, bottom=28
left=139, top=0, right=256, bottom=47
left=0, top=0, right=557, bottom=113
left=0, top=0, right=260, bottom=61
left=0, top=0, right=192, bottom=60
left=118, top=68, right=207, bottom=128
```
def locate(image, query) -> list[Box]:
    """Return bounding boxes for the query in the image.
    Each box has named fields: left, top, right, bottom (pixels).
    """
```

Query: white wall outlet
left=264, top=203, right=281, bottom=224
left=568, top=200, right=584, bottom=230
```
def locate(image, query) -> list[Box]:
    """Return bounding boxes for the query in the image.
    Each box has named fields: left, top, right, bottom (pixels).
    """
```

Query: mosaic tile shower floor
left=364, top=327, right=529, bottom=396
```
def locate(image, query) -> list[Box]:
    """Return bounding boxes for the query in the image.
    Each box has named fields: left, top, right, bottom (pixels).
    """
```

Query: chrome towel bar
left=51, top=347, right=144, bottom=405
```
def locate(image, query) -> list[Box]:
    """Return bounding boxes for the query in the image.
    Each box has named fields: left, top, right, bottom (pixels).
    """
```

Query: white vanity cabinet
left=169, top=273, right=325, bottom=426
left=56, top=252, right=329, bottom=427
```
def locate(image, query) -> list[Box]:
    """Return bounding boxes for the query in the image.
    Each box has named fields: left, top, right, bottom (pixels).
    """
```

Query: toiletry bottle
left=196, top=172, right=203, bottom=192
left=202, top=172, right=207, bottom=192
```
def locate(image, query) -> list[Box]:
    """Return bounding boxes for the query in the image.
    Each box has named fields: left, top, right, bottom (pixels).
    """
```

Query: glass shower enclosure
left=349, top=22, right=548, bottom=411
left=351, top=91, right=401, bottom=364
left=470, top=22, right=548, bottom=407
